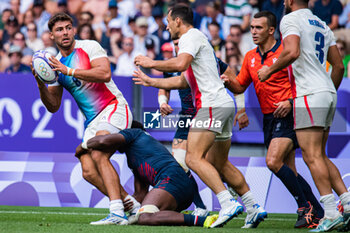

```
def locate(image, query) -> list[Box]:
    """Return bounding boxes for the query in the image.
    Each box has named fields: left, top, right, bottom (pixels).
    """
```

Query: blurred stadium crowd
left=1, top=0, right=350, bottom=77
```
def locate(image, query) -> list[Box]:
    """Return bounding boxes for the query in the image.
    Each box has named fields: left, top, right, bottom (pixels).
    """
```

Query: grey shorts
left=294, top=92, right=337, bottom=130
left=191, top=101, right=235, bottom=140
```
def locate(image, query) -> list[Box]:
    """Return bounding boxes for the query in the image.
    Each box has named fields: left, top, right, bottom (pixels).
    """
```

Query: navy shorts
left=174, top=115, right=193, bottom=140
left=263, top=111, right=299, bottom=149
left=154, top=168, right=194, bottom=212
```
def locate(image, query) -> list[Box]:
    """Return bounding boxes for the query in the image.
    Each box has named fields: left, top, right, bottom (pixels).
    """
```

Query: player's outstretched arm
left=87, top=134, right=126, bottom=153
left=49, top=56, right=111, bottom=83
left=327, top=45, right=344, bottom=90
left=134, top=53, right=193, bottom=72
left=31, top=64, right=63, bottom=113
left=133, top=67, right=189, bottom=90
left=258, top=35, right=300, bottom=82
left=158, top=89, right=173, bottom=116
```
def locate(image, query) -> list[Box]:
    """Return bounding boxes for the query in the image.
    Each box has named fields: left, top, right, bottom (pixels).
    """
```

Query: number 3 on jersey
left=314, top=32, right=324, bottom=64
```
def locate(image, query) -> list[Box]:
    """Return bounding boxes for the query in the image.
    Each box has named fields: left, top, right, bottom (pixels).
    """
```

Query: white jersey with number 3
left=178, top=28, right=233, bottom=109
left=280, top=9, right=336, bottom=98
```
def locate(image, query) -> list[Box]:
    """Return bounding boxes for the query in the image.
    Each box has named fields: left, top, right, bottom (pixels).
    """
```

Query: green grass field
left=0, top=205, right=310, bottom=233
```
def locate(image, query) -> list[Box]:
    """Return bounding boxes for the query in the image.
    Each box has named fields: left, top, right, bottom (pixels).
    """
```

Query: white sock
left=217, top=190, right=234, bottom=209
left=109, top=199, right=124, bottom=216
left=320, top=194, right=338, bottom=219
left=339, top=192, right=350, bottom=213
left=241, top=190, right=256, bottom=213
left=124, top=194, right=141, bottom=212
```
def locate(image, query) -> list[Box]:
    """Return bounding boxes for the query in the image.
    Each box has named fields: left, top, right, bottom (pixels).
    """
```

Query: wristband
left=237, top=112, right=246, bottom=120
left=66, top=67, right=71, bottom=76
left=158, top=95, right=168, bottom=107
left=71, top=69, right=76, bottom=77
left=235, top=93, right=245, bottom=111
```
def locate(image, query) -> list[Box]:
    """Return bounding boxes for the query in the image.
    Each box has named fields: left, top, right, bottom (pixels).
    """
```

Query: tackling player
left=76, top=122, right=218, bottom=227
left=31, top=13, right=137, bottom=225
left=257, top=0, right=350, bottom=231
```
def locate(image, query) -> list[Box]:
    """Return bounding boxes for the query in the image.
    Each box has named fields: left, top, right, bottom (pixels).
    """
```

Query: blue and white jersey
left=280, top=9, right=336, bottom=97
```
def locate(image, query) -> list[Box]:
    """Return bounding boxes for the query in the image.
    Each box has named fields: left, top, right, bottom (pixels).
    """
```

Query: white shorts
left=192, top=101, right=235, bottom=140
left=82, top=101, right=133, bottom=148
left=294, top=92, right=337, bottom=130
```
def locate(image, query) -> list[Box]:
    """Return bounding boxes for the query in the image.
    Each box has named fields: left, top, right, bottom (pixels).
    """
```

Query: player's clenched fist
left=134, top=55, right=155, bottom=68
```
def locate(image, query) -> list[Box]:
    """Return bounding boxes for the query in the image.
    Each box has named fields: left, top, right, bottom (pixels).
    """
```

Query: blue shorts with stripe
left=154, top=168, right=195, bottom=212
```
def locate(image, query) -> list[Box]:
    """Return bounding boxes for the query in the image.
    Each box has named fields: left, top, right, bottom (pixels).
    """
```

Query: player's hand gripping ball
left=32, top=50, right=58, bottom=84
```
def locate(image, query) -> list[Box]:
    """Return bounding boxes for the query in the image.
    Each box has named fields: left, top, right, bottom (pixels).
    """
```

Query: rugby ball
left=32, top=50, right=58, bottom=84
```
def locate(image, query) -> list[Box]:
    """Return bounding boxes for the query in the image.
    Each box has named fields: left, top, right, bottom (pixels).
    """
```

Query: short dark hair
left=296, top=0, right=309, bottom=5
left=48, top=12, right=73, bottom=31
left=208, top=21, right=221, bottom=30
left=253, top=11, right=277, bottom=29
left=169, top=5, right=193, bottom=26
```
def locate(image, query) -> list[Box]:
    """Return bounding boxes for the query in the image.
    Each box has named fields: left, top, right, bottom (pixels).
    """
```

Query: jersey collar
left=256, top=39, right=281, bottom=64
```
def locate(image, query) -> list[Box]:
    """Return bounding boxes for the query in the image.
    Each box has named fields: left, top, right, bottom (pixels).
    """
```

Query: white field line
left=0, top=210, right=295, bottom=221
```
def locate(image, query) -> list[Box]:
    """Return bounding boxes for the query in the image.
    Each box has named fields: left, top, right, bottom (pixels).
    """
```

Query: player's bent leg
left=186, top=131, right=242, bottom=228
left=297, top=128, right=332, bottom=196
left=137, top=188, right=185, bottom=226
left=79, top=152, right=108, bottom=196
left=265, top=138, right=293, bottom=173
left=267, top=138, right=313, bottom=228
left=185, top=130, right=226, bottom=194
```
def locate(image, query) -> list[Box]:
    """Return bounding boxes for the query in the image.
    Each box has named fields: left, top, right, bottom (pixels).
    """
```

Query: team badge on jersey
left=251, top=57, right=255, bottom=67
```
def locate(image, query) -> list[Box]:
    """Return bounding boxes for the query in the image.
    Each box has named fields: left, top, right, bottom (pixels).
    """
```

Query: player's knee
left=265, top=156, right=283, bottom=173
left=90, top=151, right=106, bottom=163
left=136, top=205, right=160, bottom=225
left=82, top=168, right=97, bottom=183
left=301, top=148, right=322, bottom=165
left=173, top=149, right=189, bottom=172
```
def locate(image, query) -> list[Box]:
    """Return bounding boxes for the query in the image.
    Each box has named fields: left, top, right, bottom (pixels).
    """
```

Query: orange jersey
left=236, top=40, right=292, bottom=114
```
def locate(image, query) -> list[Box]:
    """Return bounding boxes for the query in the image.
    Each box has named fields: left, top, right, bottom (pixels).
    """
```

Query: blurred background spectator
left=77, top=23, right=97, bottom=40
left=311, top=0, right=343, bottom=30
left=261, top=0, right=284, bottom=37
left=25, top=22, right=44, bottom=52
left=208, top=22, right=225, bottom=58
left=113, top=36, right=137, bottom=76
left=2, top=15, right=19, bottom=46
left=200, top=1, right=227, bottom=39
left=336, top=39, right=350, bottom=78
left=4, top=45, right=31, bottom=73
left=0, top=0, right=349, bottom=79
left=339, top=0, right=350, bottom=28
left=32, top=0, right=51, bottom=37
left=225, top=0, right=252, bottom=32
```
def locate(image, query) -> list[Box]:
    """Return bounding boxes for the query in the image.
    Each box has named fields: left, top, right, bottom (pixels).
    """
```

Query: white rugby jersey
left=178, top=28, right=233, bottom=109
left=280, top=9, right=336, bottom=97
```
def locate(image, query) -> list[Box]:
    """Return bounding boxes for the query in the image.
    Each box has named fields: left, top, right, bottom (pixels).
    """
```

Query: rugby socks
left=320, top=194, right=338, bottom=219
left=217, top=190, right=235, bottom=209
left=340, top=192, right=350, bottom=213
left=187, top=171, right=206, bottom=209
left=241, top=190, right=255, bottom=213
left=183, top=213, right=206, bottom=226
left=275, top=165, right=308, bottom=208
left=109, top=199, right=125, bottom=216
left=297, top=174, right=324, bottom=218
